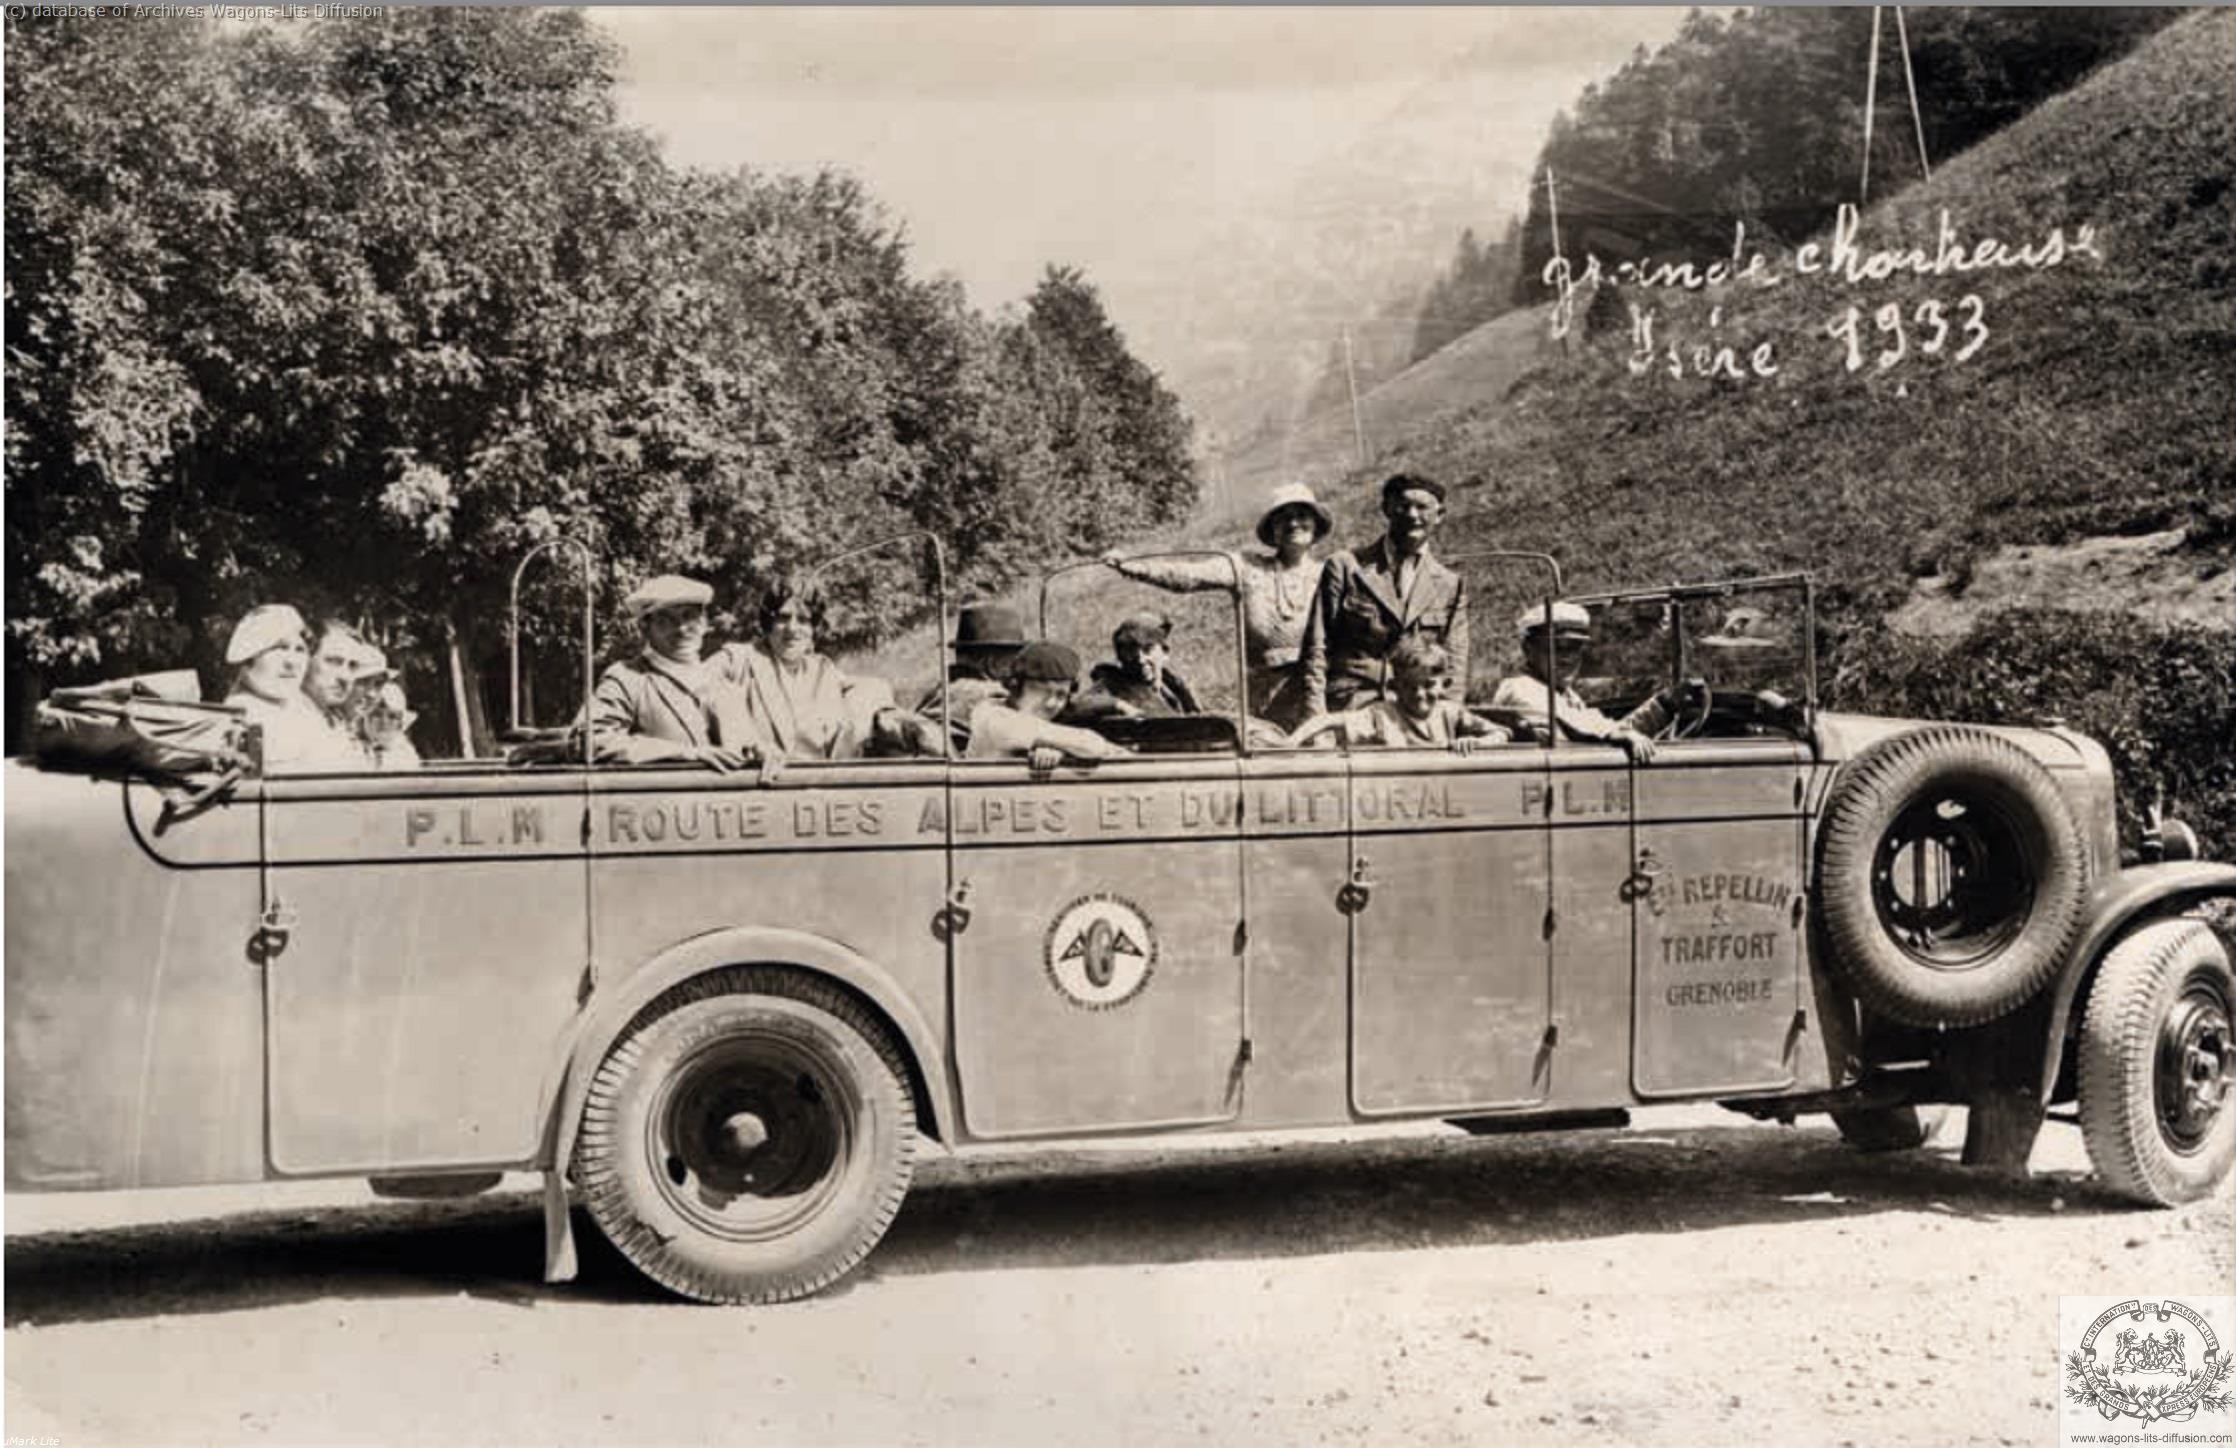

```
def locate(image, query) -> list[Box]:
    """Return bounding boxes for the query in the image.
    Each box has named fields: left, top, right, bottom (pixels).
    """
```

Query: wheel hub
left=1871, top=793, right=2035, bottom=969
left=2158, top=987, right=2233, bottom=1152
left=648, top=1038, right=857, bottom=1241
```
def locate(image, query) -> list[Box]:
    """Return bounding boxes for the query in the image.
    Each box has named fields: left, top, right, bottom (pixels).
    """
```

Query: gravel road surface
left=6, top=1108, right=2231, bottom=1447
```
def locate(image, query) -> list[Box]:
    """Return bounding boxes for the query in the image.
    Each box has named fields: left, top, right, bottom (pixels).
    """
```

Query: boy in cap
left=1289, top=637, right=1509, bottom=753
left=588, top=573, right=769, bottom=771
left=965, top=641, right=1132, bottom=772
left=1300, top=472, right=1470, bottom=719
left=1489, top=601, right=1695, bottom=764
left=1068, top=611, right=1201, bottom=720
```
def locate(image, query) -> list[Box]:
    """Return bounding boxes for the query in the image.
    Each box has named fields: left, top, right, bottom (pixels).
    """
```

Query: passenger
left=917, top=601, right=1028, bottom=750
left=1299, top=472, right=1470, bottom=719
left=1067, top=611, right=1201, bottom=720
left=1288, top=638, right=1510, bottom=754
left=221, top=603, right=362, bottom=772
left=1102, top=481, right=1331, bottom=729
left=966, top=641, right=1132, bottom=772
left=1489, top=601, right=1682, bottom=765
left=306, top=622, right=419, bottom=769
left=587, top=574, right=768, bottom=771
left=713, top=580, right=942, bottom=760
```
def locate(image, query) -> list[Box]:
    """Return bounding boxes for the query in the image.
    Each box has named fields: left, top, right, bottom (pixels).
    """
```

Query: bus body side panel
left=5, top=768, right=267, bottom=1190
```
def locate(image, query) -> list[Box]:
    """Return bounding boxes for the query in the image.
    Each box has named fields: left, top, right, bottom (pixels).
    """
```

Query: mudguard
left=535, top=926, right=953, bottom=1282
left=2037, top=860, right=2236, bottom=1103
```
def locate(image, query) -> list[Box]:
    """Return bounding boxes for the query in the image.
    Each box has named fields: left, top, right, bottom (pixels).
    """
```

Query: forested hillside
left=3, top=9, right=1195, bottom=746
left=1288, top=10, right=2233, bottom=845
left=1399, top=8, right=2185, bottom=368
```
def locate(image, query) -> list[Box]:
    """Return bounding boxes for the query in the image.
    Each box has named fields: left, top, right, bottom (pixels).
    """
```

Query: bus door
left=948, top=555, right=1251, bottom=1138
left=260, top=769, right=590, bottom=1174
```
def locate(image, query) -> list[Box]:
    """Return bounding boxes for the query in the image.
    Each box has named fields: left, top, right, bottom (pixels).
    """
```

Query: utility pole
left=1862, top=6, right=1884, bottom=203
left=1341, top=326, right=1368, bottom=467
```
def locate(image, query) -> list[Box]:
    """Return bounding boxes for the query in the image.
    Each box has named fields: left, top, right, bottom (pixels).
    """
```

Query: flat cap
left=1515, top=600, right=1594, bottom=637
left=1010, top=640, right=1082, bottom=685
left=625, top=574, right=713, bottom=622
left=1112, top=611, right=1172, bottom=649
left=1380, top=472, right=1448, bottom=506
left=225, top=604, right=309, bottom=665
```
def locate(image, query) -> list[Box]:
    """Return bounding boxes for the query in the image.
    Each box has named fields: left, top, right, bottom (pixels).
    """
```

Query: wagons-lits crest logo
left=2065, top=1299, right=2234, bottom=1424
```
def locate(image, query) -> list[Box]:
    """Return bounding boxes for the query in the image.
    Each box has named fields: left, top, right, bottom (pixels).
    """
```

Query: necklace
left=1270, top=558, right=1314, bottom=617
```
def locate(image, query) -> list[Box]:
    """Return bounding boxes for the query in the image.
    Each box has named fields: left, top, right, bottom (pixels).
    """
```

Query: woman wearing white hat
left=221, top=603, right=363, bottom=772
left=1102, top=481, right=1333, bottom=730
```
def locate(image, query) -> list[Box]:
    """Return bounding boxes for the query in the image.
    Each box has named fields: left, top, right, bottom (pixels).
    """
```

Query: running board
left=1445, top=1108, right=1631, bottom=1136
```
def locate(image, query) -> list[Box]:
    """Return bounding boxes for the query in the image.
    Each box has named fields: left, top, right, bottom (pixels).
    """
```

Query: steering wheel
left=1657, top=679, right=1715, bottom=741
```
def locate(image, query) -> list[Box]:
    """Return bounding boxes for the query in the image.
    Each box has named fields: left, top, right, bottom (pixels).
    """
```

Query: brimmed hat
left=952, top=602, right=1026, bottom=652
left=625, top=574, right=713, bottom=623
left=1255, top=483, right=1334, bottom=549
left=1516, top=600, right=1594, bottom=638
left=225, top=604, right=309, bottom=665
left=1699, top=606, right=1781, bottom=649
left=1009, top=640, right=1081, bottom=685
left=1380, top=472, right=1448, bottom=507
left=1112, top=611, right=1172, bottom=650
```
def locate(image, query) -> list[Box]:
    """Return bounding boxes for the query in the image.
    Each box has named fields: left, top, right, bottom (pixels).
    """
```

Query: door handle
left=1336, top=856, right=1374, bottom=916
left=933, top=880, right=973, bottom=942
left=1620, top=847, right=1669, bottom=915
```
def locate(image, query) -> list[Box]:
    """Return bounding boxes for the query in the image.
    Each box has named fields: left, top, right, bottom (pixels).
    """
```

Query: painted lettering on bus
left=404, top=803, right=548, bottom=849
left=1666, top=976, right=1779, bottom=1007
left=1677, top=873, right=1792, bottom=912
left=1521, top=779, right=1631, bottom=818
left=1660, top=932, right=1782, bottom=966
left=604, top=799, right=773, bottom=845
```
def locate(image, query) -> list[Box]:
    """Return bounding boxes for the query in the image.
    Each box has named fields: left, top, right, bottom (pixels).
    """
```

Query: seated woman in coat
left=222, top=603, right=365, bottom=773
left=713, top=580, right=944, bottom=761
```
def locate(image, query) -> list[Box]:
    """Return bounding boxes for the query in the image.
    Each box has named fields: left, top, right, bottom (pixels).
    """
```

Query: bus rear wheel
left=574, top=968, right=916, bottom=1304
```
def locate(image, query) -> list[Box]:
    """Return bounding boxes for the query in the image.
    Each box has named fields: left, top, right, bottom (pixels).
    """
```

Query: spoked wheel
left=575, top=968, right=916, bottom=1303
left=2078, top=919, right=2236, bottom=1205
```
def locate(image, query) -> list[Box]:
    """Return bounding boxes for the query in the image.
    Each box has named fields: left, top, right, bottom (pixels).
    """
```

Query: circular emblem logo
left=2065, top=1297, right=2233, bottom=1426
left=1043, top=893, right=1158, bottom=1010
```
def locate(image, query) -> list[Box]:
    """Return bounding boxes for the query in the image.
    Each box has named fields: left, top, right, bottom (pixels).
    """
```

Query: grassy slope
left=1387, top=7, right=2233, bottom=617
left=1179, top=11, right=2235, bottom=845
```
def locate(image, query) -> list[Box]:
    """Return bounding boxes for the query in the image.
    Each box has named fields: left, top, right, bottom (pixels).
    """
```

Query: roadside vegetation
left=4, top=9, right=1196, bottom=748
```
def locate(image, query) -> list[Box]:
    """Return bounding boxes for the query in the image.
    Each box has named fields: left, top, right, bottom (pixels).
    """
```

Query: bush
left=1830, top=611, right=2236, bottom=858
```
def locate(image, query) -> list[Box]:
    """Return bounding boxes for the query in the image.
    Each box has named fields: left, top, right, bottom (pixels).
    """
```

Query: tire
left=2077, top=918, right=2236, bottom=1206
left=574, top=968, right=916, bottom=1304
left=1831, top=1104, right=1927, bottom=1153
left=1817, top=726, right=2087, bottom=1028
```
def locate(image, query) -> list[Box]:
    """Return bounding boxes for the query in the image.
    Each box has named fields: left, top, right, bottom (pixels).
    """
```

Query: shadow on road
left=4, top=1125, right=2136, bottom=1325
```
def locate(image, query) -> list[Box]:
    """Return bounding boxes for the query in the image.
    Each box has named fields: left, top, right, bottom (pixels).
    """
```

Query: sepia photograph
left=4, top=4, right=2233, bottom=1444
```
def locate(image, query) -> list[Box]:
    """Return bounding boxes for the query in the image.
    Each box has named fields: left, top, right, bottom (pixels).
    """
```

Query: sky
left=597, top=6, right=1699, bottom=317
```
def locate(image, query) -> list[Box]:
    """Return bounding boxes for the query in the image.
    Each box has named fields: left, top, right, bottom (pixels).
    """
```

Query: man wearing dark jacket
left=1300, top=473, right=1470, bottom=719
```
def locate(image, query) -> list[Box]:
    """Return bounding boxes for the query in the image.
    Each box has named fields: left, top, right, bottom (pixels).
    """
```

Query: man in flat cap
left=1489, top=600, right=1695, bottom=765
left=965, top=641, right=1132, bottom=772
left=1068, top=611, right=1202, bottom=721
left=1300, top=472, right=1470, bottom=719
left=587, top=573, right=768, bottom=770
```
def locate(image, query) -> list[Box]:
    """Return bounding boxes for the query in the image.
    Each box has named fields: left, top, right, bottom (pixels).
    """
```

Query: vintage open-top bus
left=8, top=543, right=2232, bottom=1302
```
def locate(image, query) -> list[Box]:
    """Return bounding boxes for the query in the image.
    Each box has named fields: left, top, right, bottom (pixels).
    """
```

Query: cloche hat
left=1254, top=483, right=1334, bottom=549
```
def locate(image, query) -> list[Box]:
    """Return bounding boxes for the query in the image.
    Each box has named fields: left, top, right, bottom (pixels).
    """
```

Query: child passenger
left=1287, top=637, right=1510, bottom=754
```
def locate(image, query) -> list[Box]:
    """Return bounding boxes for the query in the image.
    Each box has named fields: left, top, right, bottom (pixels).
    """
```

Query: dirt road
left=7, top=1110, right=2231, bottom=1447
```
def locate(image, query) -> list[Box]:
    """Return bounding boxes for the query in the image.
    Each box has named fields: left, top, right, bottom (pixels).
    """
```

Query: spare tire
left=1817, top=725, right=2087, bottom=1028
